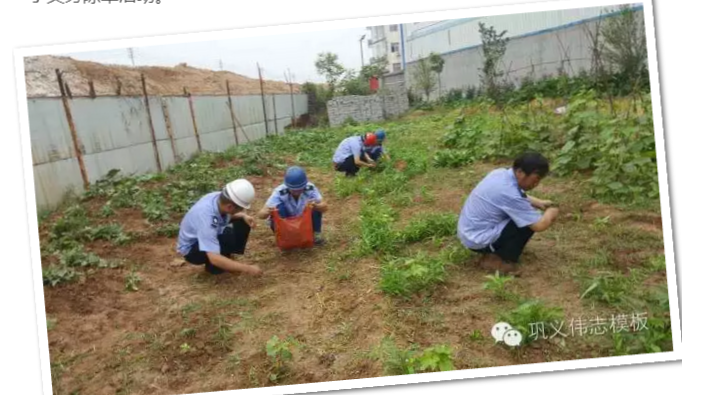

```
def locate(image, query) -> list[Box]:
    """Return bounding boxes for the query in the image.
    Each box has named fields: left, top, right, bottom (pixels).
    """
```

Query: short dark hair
left=513, top=152, right=550, bottom=177
left=219, top=191, right=234, bottom=206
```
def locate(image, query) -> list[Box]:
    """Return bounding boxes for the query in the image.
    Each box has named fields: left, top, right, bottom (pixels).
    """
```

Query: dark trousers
left=270, top=205, right=323, bottom=233
left=472, top=220, right=534, bottom=263
left=184, top=218, right=251, bottom=274
left=335, top=155, right=360, bottom=177
left=366, top=147, right=383, bottom=161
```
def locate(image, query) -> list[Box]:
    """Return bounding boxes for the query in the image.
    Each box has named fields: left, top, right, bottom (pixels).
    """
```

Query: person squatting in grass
left=176, top=179, right=264, bottom=276
left=257, top=166, right=328, bottom=245
left=364, top=129, right=391, bottom=163
left=457, top=152, right=560, bottom=274
left=332, top=132, right=378, bottom=177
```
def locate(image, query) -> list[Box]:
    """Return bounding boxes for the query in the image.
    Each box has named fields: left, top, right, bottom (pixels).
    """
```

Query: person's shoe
left=480, top=254, right=519, bottom=275
left=314, top=233, right=326, bottom=246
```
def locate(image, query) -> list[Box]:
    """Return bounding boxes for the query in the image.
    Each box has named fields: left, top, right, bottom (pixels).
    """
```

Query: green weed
left=482, top=271, right=518, bottom=301
left=265, top=335, right=300, bottom=383
left=498, top=300, right=564, bottom=345
left=380, top=253, right=448, bottom=298
left=124, top=269, right=141, bottom=292
left=372, top=337, right=455, bottom=375
left=43, top=265, right=78, bottom=287
left=397, top=213, right=458, bottom=244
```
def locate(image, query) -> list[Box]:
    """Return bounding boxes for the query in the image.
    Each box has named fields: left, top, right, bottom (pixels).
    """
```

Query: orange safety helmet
left=364, top=133, right=377, bottom=147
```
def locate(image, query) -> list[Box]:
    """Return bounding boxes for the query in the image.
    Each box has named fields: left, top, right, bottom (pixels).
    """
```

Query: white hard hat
left=223, top=179, right=255, bottom=209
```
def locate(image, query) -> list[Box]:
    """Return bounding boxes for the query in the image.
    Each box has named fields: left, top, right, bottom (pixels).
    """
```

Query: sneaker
left=314, top=233, right=326, bottom=246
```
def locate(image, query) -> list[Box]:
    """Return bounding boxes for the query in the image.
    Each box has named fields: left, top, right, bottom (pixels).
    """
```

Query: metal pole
left=286, top=69, right=295, bottom=128
left=226, top=80, right=240, bottom=145
left=56, top=69, right=89, bottom=190
left=257, top=63, right=270, bottom=137
left=159, top=97, right=180, bottom=164
left=141, top=74, right=162, bottom=172
left=186, top=88, right=202, bottom=152
left=272, top=94, right=278, bottom=135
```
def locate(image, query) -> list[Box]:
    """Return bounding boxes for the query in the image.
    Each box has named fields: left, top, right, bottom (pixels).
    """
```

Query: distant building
left=366, top=24, right=404, bottom=74
left=392, top=4, right=644, bottom=99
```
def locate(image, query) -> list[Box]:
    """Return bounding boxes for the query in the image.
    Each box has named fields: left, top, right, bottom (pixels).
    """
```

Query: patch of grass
left=43, top=265, right=78, bottom=287
left=396, top=213, right=458, bottom=244
left=482, top=271, right=519, bottom=301
left=371, top=337, right=455, bottom=375
left=357, top=200, right=398, bottom=255
left=213, top=316, right=235, bottom=351
left=155, top=223, right=180, bottom=238
left=380, top=253, right=448, bottom=298
left=47, top=317, right=57, bottom=331
left=612, top=285, right=673, bottom=355
left=180, top=328, right=196, bottom=338
left=498, top=300, right=565, bottom=346
left=579, top=270, right=642, bottom=307
left=87, top=223, right=132, bottom=245
left=181, top=303, right=201, bottom=320
left=645, top=254, right=666, bottom=273
left=433, top=149, right=475, bottom=168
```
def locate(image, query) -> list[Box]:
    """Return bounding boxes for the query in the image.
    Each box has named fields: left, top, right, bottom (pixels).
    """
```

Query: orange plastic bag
left=272, top=205, right=314, bottom=250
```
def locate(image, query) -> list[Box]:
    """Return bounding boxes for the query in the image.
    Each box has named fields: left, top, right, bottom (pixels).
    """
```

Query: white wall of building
left=402, top=4, right=641, bottom=63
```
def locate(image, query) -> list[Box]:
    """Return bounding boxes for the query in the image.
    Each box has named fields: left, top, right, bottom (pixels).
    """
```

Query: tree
left=601, top=4, right=648, bottom=95
left=339, top=70, right=370, bottom=96
left=412, top=55, right=438, bottom=101
left=315, top=52, right=346, bottom=94
left=478, top=22, right=510, bottom=107
left=428, top=53, right=445, bottom=97
left=361, top=56, right=389, bottom=80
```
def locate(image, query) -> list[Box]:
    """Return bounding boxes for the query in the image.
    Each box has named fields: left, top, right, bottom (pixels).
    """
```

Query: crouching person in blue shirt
left=457, top=152, right=560, bottom=274
left=364, top=129, right=390, bottom=163
left=176, top=179, right=263, bottom=276
left=332, top=133, right=378, bottom=177
left=256, top=166, right=328, bottom=245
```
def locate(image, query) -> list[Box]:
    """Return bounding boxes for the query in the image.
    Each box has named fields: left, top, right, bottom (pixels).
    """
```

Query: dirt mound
left=24, top=55, right=301, bottom=98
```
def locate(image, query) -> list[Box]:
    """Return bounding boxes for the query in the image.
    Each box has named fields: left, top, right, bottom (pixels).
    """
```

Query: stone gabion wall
left=327, top=89, right=409, bottom=127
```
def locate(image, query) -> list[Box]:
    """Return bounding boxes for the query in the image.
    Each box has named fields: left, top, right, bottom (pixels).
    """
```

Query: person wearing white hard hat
left=176, top=179, right=263, bottom=275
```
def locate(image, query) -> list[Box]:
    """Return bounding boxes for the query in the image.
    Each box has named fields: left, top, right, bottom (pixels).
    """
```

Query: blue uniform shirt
left=457, top=168, right=542, bottom=250
left=177, top=192, right=229, bottom=256
left=265, top=182, right=322, bottom=219
left=333, top=136, right=365, bottom=164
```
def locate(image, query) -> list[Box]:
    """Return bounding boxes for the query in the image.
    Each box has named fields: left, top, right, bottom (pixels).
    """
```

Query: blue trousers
left=270, top=205, right=323, bottom=233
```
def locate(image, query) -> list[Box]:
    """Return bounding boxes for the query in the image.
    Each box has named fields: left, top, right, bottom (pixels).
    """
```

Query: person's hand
left=248, top=265, right=263, bottom=276
left=547, top=206, right=560, bottom=219
left=369, top=161, right=377, bottom=168
left=244, top=214, right=257, bottom=228
left=541, top=200, right=557, bottom=210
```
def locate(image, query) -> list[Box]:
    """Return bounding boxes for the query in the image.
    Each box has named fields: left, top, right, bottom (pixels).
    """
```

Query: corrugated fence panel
left=163, top=97, right=194, bottom=140
left=233, top=95, right=265, bottom=127
left=28, top=98, right=75, bottom=165
left=71, top=97, right=153, bottom=155
left=174, top=136, right=200, bottom=162
left=34, top=159, right=84, bottom=210
left=83, top=143, right=159, bottom=183
left=30, top=93, right=308, bottom=211
left=192, top=96, right=237, bottom=152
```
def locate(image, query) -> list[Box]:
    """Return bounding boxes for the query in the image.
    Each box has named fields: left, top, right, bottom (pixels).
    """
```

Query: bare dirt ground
left=24, top=55, right=301, bottom=98
left=41, top=108, right=669, bottom=395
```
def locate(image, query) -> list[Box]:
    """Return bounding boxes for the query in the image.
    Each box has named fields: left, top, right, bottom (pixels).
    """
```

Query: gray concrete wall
left=29, top=93, right=308, bottom=211
left=327, top=89, right=409, bottom=127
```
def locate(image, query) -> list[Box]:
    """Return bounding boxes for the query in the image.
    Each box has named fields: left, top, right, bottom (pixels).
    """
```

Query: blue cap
left=375, top=129, right=386, bottom=141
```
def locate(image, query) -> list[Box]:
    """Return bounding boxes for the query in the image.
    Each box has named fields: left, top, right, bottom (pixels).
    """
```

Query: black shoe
left=314, top=233, right=326, bottom=246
